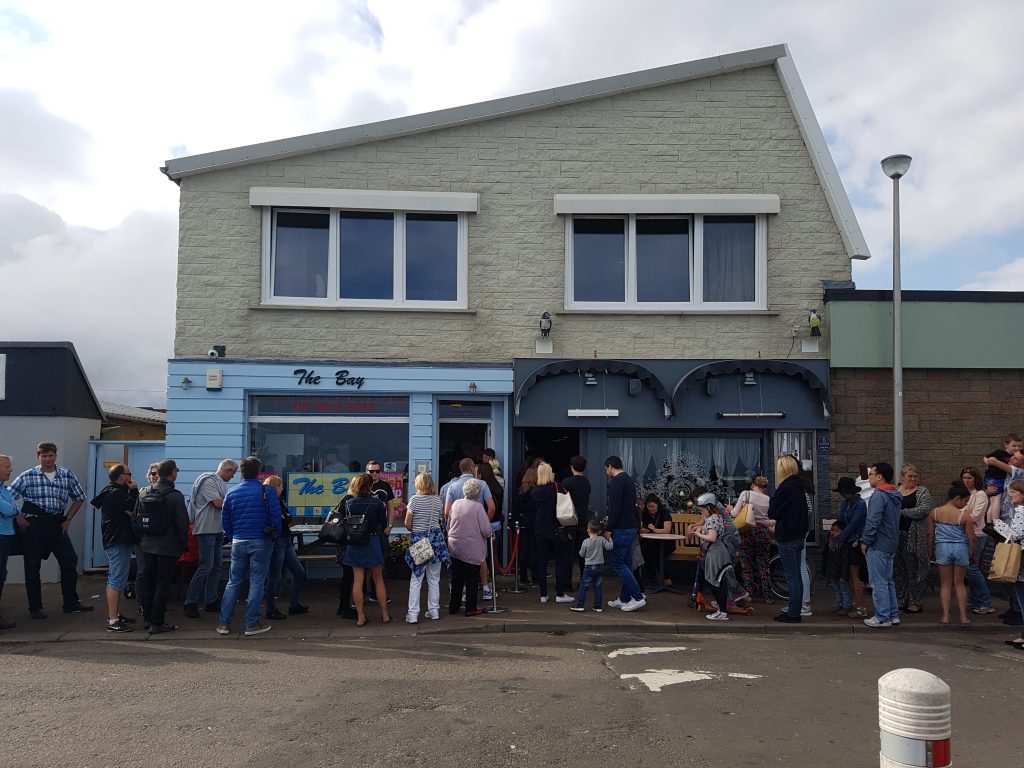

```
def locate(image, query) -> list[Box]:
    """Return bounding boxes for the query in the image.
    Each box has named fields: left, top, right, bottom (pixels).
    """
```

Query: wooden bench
left=666, top=512, right=703, bottom=562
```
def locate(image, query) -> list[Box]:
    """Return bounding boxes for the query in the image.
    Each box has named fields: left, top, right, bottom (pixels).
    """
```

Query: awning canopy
left=671, top=359, right=832, bottom=415
left=514, top=359, right=674, bottom=417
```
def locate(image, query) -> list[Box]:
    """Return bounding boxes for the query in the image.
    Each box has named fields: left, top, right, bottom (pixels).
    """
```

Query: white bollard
left=878, top=668, right=951, bottom=767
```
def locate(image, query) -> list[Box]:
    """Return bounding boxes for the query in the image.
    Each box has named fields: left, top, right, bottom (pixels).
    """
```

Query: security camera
left=207, top=345, right=226, bottom=359
left=207, top=349, right=220, bottom=359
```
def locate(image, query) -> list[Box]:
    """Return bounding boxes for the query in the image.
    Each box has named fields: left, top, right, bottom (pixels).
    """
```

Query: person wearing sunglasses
left=364, top=460, right=395, bottom=604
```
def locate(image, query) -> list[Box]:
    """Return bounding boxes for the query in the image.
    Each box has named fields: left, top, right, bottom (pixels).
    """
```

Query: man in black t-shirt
left=561, top=455, right=592, bottom=586
left=365, top=459, right=395, bottom=603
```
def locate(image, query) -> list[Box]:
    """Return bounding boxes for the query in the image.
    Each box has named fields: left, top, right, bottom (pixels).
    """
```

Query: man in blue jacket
left=216, top=456, right=280, bottom=636
left=860, top=462, right=902, bottom=628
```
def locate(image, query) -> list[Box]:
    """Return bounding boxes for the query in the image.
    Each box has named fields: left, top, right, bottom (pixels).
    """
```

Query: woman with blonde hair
left=403, top=472, right=450, bottom=623
left=768, top=455, right=809, bottom=622
left=531, top=462, right=572, bottom=604
left=894, top=464, right=934, bottom=614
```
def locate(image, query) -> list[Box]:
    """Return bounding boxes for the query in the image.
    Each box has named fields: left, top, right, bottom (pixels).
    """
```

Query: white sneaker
left=608, top=598, right=626, bottom=608
left=864, top=616, right=892, bottom=628
left=539, top=596, right=548, bottom=604
left=555, top=595, right=574, bottom=604
left=706, top=610, right=730, bottom=621
left=801, top=604, right=813, bottom=617
left=482, top=586, right=493, bottom=601
left=621, top=597, right=647, bottom=612
left=215, top=624, right=231, bottom=635
left=569, top=606, right=585, bottom=612
left=593, top=607, right=603, bottom=613
left=405, top=615, right=418, bottom=624
left=425, top=610, right=440, bottom=621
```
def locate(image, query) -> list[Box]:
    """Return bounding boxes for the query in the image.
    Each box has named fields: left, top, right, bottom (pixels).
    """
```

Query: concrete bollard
left=878, top=668, right=951, bottom=767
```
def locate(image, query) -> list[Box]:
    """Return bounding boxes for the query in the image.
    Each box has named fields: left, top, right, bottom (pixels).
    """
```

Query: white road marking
left=620, top=669, right=764, bottom=692
left=607, top=646, right=694, bottom=658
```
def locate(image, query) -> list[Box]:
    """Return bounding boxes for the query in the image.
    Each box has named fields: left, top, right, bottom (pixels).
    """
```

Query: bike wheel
left=768, top=555, right=789, bottom=601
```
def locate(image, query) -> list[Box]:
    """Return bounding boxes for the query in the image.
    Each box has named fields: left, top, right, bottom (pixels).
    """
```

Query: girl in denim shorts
left=928, top=484, right=978, bottom=627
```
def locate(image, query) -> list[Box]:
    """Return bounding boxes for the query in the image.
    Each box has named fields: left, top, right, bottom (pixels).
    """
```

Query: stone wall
left=174, top=64, right=852, bottom=363
left=828, top=368, right=1024, bottom=489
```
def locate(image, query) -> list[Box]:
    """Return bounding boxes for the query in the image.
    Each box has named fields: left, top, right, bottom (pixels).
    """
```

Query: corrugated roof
left=100, top=401, right=167, bottom=425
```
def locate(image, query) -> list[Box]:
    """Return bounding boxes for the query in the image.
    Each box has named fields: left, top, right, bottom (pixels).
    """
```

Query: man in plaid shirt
left=10, top=441, right=92, bottom=618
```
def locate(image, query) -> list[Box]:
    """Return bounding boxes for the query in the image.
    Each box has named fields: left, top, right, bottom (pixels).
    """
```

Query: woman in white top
left=403, top=473, right=450, bottom=624
left=734, top=476, right=773, bottom=603
left=993, top=480, right=1024, bottom=649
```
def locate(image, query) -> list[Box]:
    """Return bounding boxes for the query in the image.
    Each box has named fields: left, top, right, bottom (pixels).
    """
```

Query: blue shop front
left=511, top=358, right=833, bottom=534
left=165, top=359, right=513, bottom=519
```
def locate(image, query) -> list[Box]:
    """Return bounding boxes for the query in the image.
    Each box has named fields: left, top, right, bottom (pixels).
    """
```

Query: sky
left=1, top=0, right=1021, bottom=407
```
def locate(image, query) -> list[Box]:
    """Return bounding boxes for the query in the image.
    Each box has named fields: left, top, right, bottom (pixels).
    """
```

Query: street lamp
left=881, top=153, right=912, bottom=472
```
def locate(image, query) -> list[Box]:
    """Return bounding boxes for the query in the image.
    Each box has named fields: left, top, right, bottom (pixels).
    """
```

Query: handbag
left=733, top=492, right=754, bottom=533
left=408, top=536, right=435, bottom=566
left=989, top=541, right=1022, bottom=583
left=319, top=503, right=348, bottom=545
left=555, top=484, right=577, bottom=527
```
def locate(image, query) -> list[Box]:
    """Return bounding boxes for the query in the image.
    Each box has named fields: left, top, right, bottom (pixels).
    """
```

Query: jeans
left=576, top=564, right=603, bottom=609
left=610, top=528, right=643, bottom=602
left=141, top=552, right=177, bottom=625
left=407, top=560, right=441, bottom=619
left=965, top=532, right=992, bottom=608
left=185, top=532, right=224, bottom=607
left=266, top=537, right=306, bottom=611
left=830, top=578, right=852, bottom=610
left=867, top=548, right=899, bottom=623
left=776, top=539, right=805, bottom=618
left=21, top=517, right=80, bottom=611
left=105, top=544, right=132, bottom=591
left=800, top=543, right=811, bottom=604
left=219, top=539, right=272, bottom=628
left=0, top=534, right=12, bottom=604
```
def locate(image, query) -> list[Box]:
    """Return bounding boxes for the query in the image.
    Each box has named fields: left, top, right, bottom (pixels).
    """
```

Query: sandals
left=905, top=605, right=923, bottom=614
left=356, top=617, right=369, bottom=627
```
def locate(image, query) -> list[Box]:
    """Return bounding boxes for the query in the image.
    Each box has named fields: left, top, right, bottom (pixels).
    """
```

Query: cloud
left=0, top=90, right=92, bottom=188
left=0, top=193, right=65, bottom=263
left=0, top=6, right=47, bottom=43
left=962, top=256, right=1024, bottom=291
left=0, top=199, right=176, bottom=406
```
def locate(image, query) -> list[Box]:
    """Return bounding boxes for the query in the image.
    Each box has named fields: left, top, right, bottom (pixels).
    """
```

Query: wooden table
left=640, top=533, right=688, bottom=594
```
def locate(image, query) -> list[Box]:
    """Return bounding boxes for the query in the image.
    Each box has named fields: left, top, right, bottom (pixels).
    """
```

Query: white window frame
left=260, top=207, right=469, bottom=310
left=563, top=212, right=768, bottom=311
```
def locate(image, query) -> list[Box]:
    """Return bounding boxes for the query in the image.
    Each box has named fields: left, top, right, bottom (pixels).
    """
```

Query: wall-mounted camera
left=208, top=345, right=226, bottom=359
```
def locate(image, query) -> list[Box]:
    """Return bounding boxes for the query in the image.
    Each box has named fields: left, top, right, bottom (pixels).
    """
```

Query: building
left=161, top=44, right=868, bottom=529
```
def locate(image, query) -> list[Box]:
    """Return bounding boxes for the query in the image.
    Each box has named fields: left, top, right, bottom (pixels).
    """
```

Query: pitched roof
left=162, top=43, right=868, bottom=259
left=100, top=401, right=168, bottom=425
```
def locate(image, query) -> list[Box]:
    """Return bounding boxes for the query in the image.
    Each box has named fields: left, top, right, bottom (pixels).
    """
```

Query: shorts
left=105, top=544, right=132, bottom=590
left=934, top=541, right=969, bottom=567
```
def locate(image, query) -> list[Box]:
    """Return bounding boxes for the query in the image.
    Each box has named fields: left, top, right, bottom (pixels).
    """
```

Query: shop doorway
left=521, top=427, right=580, bottom=483
left=438, top=421, right=491, bottom=484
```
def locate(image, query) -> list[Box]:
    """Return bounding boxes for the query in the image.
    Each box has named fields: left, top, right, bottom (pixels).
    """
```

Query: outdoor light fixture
left=881, top=152, right=912, bottom=471
left=468, top=382, right=478, bottom=395
left=584, top=372, right=598, bottom=386
left=808, top=309, right=822, bottom=337
left=742, top=372, right=757, bottom=386
left=180, top=376, right=192, bottom=391
left=539, top=312, right=552, bottom=337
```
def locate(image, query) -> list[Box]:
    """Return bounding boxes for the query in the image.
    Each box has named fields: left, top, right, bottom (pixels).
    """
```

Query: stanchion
left=485, top=534, right=506, bottom=614
left=506, top=523, right=528, bottom=594
left=878, top=668, right=951, bottom=767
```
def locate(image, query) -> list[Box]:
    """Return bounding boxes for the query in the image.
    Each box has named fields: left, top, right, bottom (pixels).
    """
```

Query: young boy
left=572, top=520, right=613, bottom=612
left=984, top=434, right=1022, bottom=523
left=822, top=520, right=853, bottom=615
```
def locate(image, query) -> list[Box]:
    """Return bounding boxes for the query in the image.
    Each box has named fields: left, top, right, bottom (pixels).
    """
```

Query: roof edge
left=162, top=44, right=789, bottom=180
left=774, top=49, right=871, bottom=261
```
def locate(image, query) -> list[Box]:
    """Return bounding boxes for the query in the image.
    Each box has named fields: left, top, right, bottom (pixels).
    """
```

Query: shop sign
left=816, top=435, right=832, bottom=454
left=250, top=394, right=409, bottom=417
left=285, top=471, right=405, bottom=519
left=293, top=368, right=366, bottom=388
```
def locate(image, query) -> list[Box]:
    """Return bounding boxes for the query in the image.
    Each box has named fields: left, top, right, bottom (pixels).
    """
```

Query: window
left=564, top=213, right=766, bottom=310
left=264, top=208, right=467, bottom=308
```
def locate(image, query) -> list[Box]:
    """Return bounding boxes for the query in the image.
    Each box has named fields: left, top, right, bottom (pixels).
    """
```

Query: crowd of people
left=2, top=438, right=1023, bottom=649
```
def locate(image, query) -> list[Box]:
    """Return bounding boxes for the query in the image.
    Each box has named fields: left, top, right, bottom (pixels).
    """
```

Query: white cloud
left=0, top=0, right=1022, bottom=402
left=0, top=198, right=176, bottom=406
left=962, top=257, right=1024, bottom=291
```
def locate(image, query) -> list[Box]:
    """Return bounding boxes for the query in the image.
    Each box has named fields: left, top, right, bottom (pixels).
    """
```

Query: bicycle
left=767, top=546, right=814, bottom=602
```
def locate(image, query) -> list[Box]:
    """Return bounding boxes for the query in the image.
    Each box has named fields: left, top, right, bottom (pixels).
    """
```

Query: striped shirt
left=407, top=494, right=444, bottom=533
left=10, top=465, right=85, bottom=516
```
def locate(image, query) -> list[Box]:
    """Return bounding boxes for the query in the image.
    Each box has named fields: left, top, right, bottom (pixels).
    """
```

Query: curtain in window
left=703, top=215, right=755, bottom=302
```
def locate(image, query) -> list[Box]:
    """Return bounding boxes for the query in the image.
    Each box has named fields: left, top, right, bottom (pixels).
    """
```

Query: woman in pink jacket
left=446, top=479, right=493, bottom=617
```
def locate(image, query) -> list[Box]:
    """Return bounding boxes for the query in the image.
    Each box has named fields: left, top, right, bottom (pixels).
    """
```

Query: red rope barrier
left=494, top=530, right=519, bottom=575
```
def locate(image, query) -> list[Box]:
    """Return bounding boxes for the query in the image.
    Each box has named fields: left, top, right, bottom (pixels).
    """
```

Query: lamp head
left=880, top=154, right=912, bottom=180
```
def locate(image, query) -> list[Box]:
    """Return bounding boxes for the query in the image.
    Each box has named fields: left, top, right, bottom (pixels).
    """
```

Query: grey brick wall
left=174, top=64, right=851, bottom=362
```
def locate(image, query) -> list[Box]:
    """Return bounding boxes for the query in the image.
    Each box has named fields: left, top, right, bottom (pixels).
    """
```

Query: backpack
left=342, top=497, right=379, bottom=546
left=136, top=486, right=172, bottom=537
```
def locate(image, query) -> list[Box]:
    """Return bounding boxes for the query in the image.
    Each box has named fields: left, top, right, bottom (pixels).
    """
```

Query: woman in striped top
left=404, top=473, right=450, bottom=624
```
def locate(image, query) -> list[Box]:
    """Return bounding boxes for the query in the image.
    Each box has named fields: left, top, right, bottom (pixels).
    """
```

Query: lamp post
left=881, top=154, right=912, bottom=472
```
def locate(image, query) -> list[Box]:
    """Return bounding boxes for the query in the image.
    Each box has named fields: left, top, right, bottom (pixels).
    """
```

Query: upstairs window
left=564, top=213, right=767, bottom=310
left=263, top=207, right=468, bottom=309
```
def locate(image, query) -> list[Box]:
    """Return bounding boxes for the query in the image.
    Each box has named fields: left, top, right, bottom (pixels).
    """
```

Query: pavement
left=0, top=572, right=1016, bottom=643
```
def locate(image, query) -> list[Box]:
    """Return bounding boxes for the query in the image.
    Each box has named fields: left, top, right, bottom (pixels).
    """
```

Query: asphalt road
left=1, top=629, right=1019, bottom=768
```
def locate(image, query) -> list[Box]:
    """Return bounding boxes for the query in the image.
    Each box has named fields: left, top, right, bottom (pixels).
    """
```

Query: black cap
left=833, top=477, right=859, bottom=494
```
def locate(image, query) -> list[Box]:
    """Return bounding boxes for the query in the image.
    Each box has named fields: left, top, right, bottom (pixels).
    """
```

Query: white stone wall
left=174, top=64, right=851, bottom=362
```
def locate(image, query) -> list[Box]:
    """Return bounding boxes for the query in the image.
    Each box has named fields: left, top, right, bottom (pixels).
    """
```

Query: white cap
left=696, top=492, right=718, bottom=508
